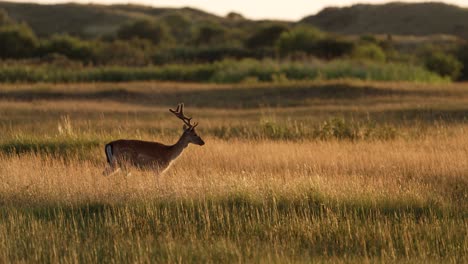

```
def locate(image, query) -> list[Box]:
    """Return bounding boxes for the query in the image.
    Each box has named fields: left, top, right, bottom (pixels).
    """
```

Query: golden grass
left=0, top=136, right=467, bottom=262
left=1, top=136, right=467, bottom=207
left=0, top=81, right=467, bottom=262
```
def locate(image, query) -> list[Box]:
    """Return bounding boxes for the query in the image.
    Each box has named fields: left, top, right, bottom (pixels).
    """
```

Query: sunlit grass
left=0, top=138, right=466, bottom=262
left=0, top=81, right=467, bottom=262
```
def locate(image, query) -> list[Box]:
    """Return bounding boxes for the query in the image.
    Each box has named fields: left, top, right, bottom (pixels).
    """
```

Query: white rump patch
left=105, top=144, right=113, bottom=163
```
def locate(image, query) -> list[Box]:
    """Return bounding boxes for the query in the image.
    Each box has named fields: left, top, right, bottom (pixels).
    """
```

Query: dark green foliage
left=275, top=27, right=354, bottom=60
left=94, top=39, right=153, bottom=66
left=193, top=23, right=226, bottom=45
left=424, top=52, right=462, bottom=80
left=159, top=13, right=193, bottom=44
left=360, top=34, right=378, bottom=44
left=276, top=26, right=325, bottom=57
left=352, top=43, right=386, bottom=62
left=456, top=44, right=468, bottom=80
left=314, top=37, right=354, bottom=59
left=0, top=2, right=466, bottom=81
left=245, top=24, right=289, bottom=49
left=117, top=19, right=172, bottom=45
left=38, top=34, right=96, bottom=63
left=0, top=24, right=38, bottom=58
left=153, top=46, right=258, bottom=64
left=226, top=12, right=244, bottom=20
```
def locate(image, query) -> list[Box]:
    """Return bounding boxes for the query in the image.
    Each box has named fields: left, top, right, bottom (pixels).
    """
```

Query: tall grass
left=0, top=138, right=466, bottom=262
left=0, top=59, right=447, bottom=83
left=0, top=81, right=466, bottom=262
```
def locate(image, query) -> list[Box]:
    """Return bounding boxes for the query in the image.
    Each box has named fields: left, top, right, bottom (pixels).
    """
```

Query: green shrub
left=425, top=52, right=462, bottom=80
left=153, top=46, right=255, bottom=64
left=314, top=37, right=355, bottom=59
left=117, top=19, right=172, bottom=45
left=94, top=40, right=153, bottom=66
left=159, top=13, right=193, bottom=44
left=38, top=34, right=95, bottom=63
left=193, top=24, right=226, bottom=46
left=0, top=24, right=38, bottom=58
left=456, top=44, right=468, bottom=80
left=276, top=26, right=325, bottom=57
left=246, top=24, right=288, bottom=49
left=359, top=34, right=379, bottom=44
left=352, top=43, right=386, bottom=62
left=210, top=59, right=277, bottom=83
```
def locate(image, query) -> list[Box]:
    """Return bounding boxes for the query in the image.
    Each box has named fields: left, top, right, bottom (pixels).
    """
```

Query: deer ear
left=183, top=124, right=188, bottom=131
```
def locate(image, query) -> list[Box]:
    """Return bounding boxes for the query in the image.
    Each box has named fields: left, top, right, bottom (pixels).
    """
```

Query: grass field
left=0, top=81, right=467, bottom=262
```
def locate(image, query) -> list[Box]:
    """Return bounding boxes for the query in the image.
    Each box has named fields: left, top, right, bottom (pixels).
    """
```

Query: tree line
left=0, top=8, right=467, bottom=81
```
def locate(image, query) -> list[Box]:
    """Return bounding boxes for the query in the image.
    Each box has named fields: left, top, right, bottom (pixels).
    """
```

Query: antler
left=169, top=103, right=198, bottom=128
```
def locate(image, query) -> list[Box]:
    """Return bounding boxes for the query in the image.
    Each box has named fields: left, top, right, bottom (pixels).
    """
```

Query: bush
left=245, top=24, right=288, bottom=49
left=276, top=26, right=325, bottom=57
left=94, top=40, right=153, bottom=66
left=456, top=44, right=468, bottom=80
left=0, top=24, right=38, bottom=58
left=193, top=24, right=226, bottom=46
left=159, top=13, right=192, bottom=44
left=424, top=52, right=462, bottom=80
left=314, top=37, right=354, bottom=59
left=359, top=35, right=379, bottom=44
left=117, top=19, right=172, bottom=45
left=352, top=43, right=386, bottom=62
left=153, top=46, right=255, bottom=64
left=39, top=35, right=95, bottom=63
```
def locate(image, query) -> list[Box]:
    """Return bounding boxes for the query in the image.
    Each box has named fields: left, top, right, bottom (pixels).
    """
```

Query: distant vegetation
left=0, top=59, right=447, bottom=83
left=0, top=1, right=467, bottom=82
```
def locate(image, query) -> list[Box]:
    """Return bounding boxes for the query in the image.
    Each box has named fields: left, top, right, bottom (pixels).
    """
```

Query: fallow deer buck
left=103, top=103, right=204, bottom=175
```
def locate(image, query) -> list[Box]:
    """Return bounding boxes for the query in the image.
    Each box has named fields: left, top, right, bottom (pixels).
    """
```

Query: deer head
left=170, top=103, right=205, bottom=146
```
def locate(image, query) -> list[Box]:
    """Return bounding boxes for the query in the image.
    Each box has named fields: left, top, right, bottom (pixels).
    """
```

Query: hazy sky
left=7, top=0, right=468, bottom=20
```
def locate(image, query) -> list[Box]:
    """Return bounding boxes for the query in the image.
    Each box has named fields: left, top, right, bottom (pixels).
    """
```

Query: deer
left=103, top=103, right=204, bottom=176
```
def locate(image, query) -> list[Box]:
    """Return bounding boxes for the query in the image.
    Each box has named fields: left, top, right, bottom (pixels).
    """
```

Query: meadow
left=0, top=80, right=467, bottom=263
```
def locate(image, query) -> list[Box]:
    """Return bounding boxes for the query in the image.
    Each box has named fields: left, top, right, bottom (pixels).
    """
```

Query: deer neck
left=169, top=132, right=190, bottom=161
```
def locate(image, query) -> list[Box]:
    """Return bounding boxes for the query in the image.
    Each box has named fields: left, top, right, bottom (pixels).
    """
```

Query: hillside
left=0, top=2, right=227, bottom=37
left=2, top=1, right=468, bottom=39
left=301, top=2, right=468, bottom=39
left=301, top=2, right=468, bottom=38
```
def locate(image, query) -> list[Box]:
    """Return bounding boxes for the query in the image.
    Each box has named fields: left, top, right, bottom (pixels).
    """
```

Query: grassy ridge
left=0, top=1, right=221, bottom=37
left=301, top=2, right=468, bottom=39
left=2, top=1, right=468, bottom=39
